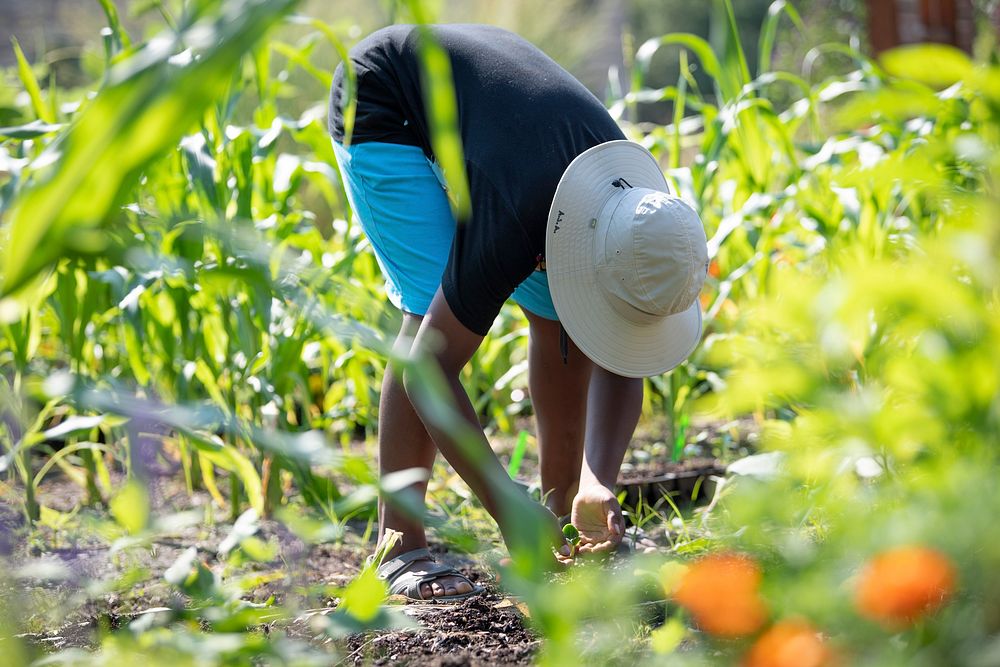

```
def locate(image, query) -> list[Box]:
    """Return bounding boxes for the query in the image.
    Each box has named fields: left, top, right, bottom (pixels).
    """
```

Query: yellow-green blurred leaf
left=239, top=536, right=277, bottom=562
left=110, top=480, right=149, bottom=534
left=650, top=618, right=686, bottom=655
left=339, top=567, right=387, bottom=623
left=402, top=7, right=471, bottom=224
left=11, top=37, right=54, bottom=124
left=658, top=561, right=688, bottom=595
left=881, top=44, right=974, bottom=89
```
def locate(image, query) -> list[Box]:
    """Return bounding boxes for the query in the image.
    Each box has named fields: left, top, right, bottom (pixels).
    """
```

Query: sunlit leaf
left=0, top=120, right=63, bottom=139
left=650, top=617, right=687, bottom=654
left=339, top=567, right=387, bottom=623
left=238, top=536, right=277, bottom=562
left=881, top=44, right=974, bottom=90
left=403, top=4, right=471, bottom=223
left=38, top=415, right=105, bottom=441
left=10, top=37, right=54, bottom=124
left=110, top=480, right=150, bottom=534
left=1, top=0, right=299, bottom=296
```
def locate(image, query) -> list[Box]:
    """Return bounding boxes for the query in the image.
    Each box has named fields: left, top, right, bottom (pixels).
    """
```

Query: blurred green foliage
left=1, top=0, right=999, bottom=665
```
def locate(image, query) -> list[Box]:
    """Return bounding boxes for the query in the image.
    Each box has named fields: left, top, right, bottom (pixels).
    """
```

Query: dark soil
left=1, top=472, right=539, bottom=664
left=346, top=592, right=538, bottom=666
left=2, top=416, right=755, bottom=664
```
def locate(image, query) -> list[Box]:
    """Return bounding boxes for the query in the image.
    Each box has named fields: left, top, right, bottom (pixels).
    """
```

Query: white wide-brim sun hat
left=545, top=140, right=708, bottom=378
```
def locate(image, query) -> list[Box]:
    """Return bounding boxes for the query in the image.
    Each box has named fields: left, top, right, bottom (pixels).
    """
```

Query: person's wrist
left=578, top=463, right=614, bottom=492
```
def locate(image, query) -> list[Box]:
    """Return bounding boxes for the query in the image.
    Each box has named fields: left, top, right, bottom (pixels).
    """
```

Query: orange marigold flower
left=672, top=552, right=768, bottom=638
left=855, top=545, right=956, bottom=628
left=708, top=259, right=722, bottom=279
left=743, top=620, right=834, bottom=667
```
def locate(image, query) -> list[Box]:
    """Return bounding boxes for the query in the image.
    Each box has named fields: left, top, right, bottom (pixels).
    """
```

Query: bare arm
left=581, top=366, right=644, bottom=488
left=572, top=366, right=643, bottom=553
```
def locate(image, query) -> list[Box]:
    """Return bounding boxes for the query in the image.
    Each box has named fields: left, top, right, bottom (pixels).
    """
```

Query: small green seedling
left=563, top=523, right=581, bottom=558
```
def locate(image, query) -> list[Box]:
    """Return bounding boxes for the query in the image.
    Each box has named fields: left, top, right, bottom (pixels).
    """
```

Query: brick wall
left=867, top=0, right=977, bottom=53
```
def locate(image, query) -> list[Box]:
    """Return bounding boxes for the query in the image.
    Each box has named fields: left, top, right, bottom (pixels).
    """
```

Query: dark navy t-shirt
left=329, top=24, right=625, bottom=335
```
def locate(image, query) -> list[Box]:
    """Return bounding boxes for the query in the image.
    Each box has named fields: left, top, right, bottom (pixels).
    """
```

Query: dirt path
left=1, top=417, right=745, bottom=664
left=1, top=473, right=543, bottom=664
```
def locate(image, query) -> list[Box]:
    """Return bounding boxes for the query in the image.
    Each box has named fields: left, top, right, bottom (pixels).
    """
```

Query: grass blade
left=311, top=18, right=357, bottom=146
left=404, top=0, right=472, bottom=223
left=96, top=0, right=132, bottom=53
left=758, top=0, right=804, bottom=76
left=10, top=37, right=54, bottom=124
left=507, top=430, right=529, bottom=478
left=637, top=33, right=725, bottom=99
left=713, top=0, right=751, bottom=101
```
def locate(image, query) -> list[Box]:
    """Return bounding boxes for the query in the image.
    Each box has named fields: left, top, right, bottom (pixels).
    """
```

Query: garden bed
left=616, top=457, right=728, bottom=511
left=0, top=473, right=542, bottom=664
left=345, top=593, right=538, bottom=666
left=1, top=454, right=702, bottom=665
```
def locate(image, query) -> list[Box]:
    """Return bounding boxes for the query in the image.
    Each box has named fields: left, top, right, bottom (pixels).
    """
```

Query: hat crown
left=595, top=188, right=708, bottom=322
left=544, top=140, right=707, bottom=377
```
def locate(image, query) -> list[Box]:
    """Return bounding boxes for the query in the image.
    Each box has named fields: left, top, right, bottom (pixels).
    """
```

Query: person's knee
left=391, top=313, right=424, bottom=355
left=399, top=362, right=427, bottom=415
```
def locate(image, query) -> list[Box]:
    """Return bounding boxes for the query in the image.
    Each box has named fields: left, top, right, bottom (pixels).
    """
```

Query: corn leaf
left=1, top=0, right=299, bottom=296
left=404, top=2, right=472, bottom=223
left=758, top=0, right=804, bottom=76
left=96, top=0, right=132, bottom=53
left=10, top=37, right=54, bottom=124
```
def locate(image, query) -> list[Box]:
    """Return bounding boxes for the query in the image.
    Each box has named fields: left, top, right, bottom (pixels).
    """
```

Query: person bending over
left=328, top=24, right=708, bottom=601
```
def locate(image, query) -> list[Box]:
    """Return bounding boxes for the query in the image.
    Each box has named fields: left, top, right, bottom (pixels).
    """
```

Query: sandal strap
left=374, top=547, right=433, bottom=581
left=384, top=561, right=479, bottom=600
left=411, top=560, right=457, bottom=578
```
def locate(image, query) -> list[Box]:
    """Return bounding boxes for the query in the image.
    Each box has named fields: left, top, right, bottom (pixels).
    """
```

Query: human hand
left=570, top=484, right=624, bottom=554
left=498, top=486, right=573, bottom=568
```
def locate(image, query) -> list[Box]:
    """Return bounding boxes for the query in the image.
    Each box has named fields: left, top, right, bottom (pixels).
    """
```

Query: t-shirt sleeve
left=440, top=164, right=536, bottom=336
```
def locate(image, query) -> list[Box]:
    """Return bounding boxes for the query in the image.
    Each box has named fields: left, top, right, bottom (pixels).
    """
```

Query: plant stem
left=22, top=448, right=39, bottom=523
left=81, top=446, right=102, bottom=506
left=230, top=473, right=241, bottom=522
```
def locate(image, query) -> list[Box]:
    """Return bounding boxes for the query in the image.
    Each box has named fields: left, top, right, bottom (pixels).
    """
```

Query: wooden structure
left=866, top=0, right=978, bottom=53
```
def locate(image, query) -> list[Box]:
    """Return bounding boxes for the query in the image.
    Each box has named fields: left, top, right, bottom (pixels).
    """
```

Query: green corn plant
left=0, top=0, right=302, bottom=296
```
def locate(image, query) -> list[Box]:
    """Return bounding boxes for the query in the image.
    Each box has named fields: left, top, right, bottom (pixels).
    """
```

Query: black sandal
left=373, top=547, right=484, bottom=602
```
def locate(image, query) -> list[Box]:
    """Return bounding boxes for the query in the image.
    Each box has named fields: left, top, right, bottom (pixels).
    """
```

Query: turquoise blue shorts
left=332, top=140, right=558, bottom=322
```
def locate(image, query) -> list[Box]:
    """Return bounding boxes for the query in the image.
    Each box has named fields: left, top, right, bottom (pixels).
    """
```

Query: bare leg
left=524, top=310, right=593, bottom=517
left=379, top=313, right=472, bottom=598
left=402, top=290, right=570, bottom=567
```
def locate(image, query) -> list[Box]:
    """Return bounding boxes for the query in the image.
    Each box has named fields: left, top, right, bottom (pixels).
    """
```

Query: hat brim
left=545, top=140, right=703, bottom=378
